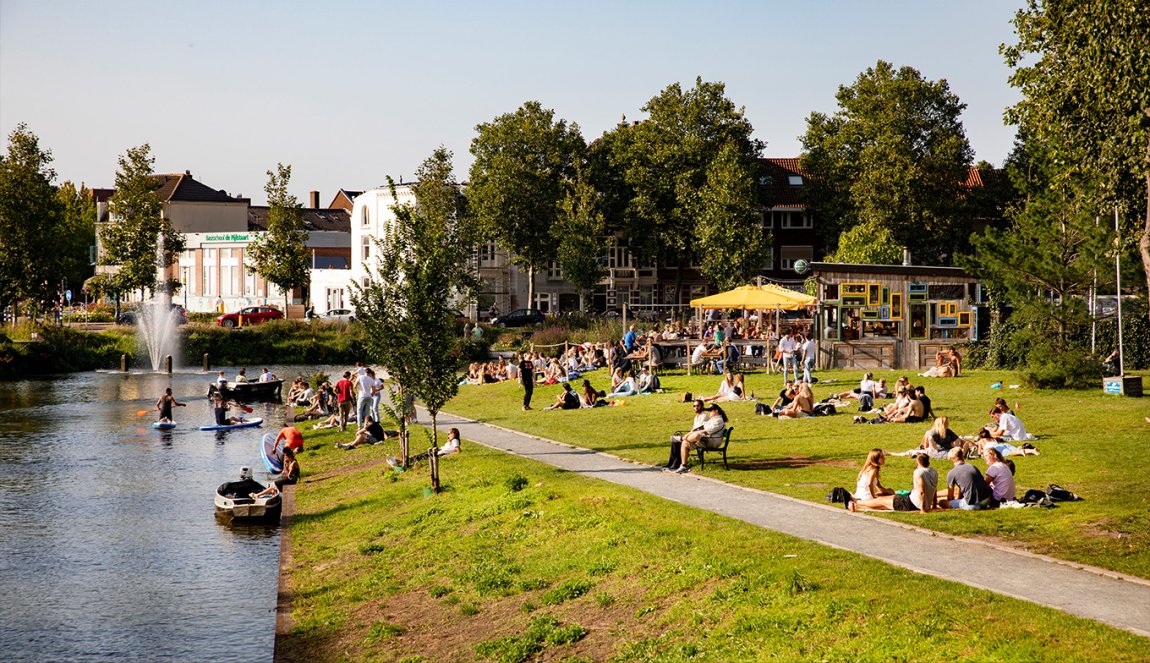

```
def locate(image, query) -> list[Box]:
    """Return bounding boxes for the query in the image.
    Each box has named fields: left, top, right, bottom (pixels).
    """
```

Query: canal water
left=0, top=368, right=308, bottom=662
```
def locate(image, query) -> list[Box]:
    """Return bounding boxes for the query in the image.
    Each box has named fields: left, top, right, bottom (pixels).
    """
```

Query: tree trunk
left=429, top=410, right=440, bottom=493
left=1141, top=170, right=1150, bottom=321
left=397, top=384, right=410, bottom=468
left=527, top=263, right=536, bottom=311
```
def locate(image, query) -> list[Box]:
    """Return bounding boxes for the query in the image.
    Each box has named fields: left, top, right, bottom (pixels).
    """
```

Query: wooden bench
left=696, top=426, right=734, bottom=470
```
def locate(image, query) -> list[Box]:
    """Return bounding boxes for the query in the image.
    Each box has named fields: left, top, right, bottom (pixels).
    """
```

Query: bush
left=1022, top=349, right=1105, bottom=389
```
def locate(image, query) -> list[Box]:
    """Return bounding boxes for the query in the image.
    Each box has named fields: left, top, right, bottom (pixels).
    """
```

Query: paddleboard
left=261, top=433, right=284, bottom=474
left=152, top=422, right=177, bottom=430
left=199, top=417, right=263, bottom=432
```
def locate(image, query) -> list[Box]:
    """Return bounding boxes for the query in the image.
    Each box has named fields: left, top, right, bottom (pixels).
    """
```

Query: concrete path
left=420, top=407, right=1150, bottom=638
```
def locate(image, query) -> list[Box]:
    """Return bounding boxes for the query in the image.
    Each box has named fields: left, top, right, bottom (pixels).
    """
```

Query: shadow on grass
left=726, top=456, right=855, bottom=471
left=289, top=496, right=380, bottom=527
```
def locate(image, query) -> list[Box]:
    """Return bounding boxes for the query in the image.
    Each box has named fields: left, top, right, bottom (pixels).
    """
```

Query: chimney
left=309, top=190, right=320, bottom=209
left=902, top=248, right=912, bottom=266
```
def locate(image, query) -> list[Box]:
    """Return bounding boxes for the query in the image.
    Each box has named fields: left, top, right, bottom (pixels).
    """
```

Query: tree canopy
left=469, top=101, right=585, bottom=308
left=246, top=163, right=310, bottom=309
left=100, top=144, right=183, bottom=297
left=0, top=123, right=64, bottom=315
left=1003, top=0, right=1150, bottom=311
left=601, top=78, right=763, bottom=294
left=800, top=60, right=973, bottom=264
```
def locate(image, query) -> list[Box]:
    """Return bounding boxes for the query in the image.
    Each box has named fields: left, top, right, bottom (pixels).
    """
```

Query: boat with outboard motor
left=208, top=379, right=283, bottom=403
left=214, top=467, right=281, bottom=520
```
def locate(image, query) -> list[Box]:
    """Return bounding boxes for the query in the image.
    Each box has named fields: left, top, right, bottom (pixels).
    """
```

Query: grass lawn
left=442, top=368, right=1150, bottom=579
left=280, top=423, right=1150, bottom=662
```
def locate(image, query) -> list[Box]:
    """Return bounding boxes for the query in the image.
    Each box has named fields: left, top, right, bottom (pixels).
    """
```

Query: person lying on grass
left=973, top=428, right=1039, bottom=457
left=835, top=372, right=878, bottom=402
left=847, top=454, right=939, bottom=513
left=335, top=416, right=395, bottom=450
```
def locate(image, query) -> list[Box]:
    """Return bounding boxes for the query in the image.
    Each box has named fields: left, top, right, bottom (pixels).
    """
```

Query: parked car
left=216, top=306, right=283, bottom=328
left=117, top=305, right=188, bottom=326
left=490, top=308, right=546, bottom=327
left=320, top=308, right=356, bottom=323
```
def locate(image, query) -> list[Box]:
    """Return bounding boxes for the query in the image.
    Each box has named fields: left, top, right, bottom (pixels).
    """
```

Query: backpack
left=755, top=402, right=770, bottom=416
left=812, top=402, right=836, bottom=417
left=1045, top=484, right=1082, bottom=502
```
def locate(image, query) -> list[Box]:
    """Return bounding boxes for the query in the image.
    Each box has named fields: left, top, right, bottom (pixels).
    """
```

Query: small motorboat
left=215, top=467, right=281, bottom=521
left=199, top=417, right=263, bottom=431
left=208, top=379, right=283, bottom=403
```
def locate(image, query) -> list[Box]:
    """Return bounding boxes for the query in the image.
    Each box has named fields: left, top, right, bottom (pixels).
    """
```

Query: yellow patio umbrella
left=689, top=284, right=813, bottom=310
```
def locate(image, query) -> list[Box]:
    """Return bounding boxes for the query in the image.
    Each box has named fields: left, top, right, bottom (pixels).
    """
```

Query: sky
left=1, top=0, right=1024, bottom=206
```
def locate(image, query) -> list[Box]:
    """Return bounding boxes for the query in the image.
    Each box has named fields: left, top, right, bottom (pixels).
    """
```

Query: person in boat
left=235, top=368, right=249, bottom=384
left=155, top=388, right=186, bottom=423
left=252, top=447, right=300, bottom=498
left=216, top=371, right=228, bottom=389
left=258, top=368, right=273, bottom=383
left=211, top=392, right=244, bottom=426
left=273, top=426, right=305, bottom=455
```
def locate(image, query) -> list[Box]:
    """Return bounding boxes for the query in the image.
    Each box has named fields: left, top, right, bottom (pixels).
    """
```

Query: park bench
left=696, top=426, right=734, bottom=470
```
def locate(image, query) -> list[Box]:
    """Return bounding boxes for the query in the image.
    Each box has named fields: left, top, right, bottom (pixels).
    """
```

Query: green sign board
left=204, top=233, right=252, bottom=242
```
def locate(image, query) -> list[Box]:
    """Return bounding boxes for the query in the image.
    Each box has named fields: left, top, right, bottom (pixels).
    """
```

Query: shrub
left=1022, top=349, right=1104, bottom=389
left=504, top=474, right=529, bottom=492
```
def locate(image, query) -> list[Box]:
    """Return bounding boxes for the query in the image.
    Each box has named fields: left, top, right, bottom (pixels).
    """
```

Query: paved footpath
left=420, top=407, right=1150, bottom=638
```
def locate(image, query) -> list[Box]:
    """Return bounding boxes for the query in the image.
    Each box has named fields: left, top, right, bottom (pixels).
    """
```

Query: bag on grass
left=680, top=392, right=693, bottom=402
left=755, top=402, right=770, bottom=416
left=1046, top=484, right=1082, bottom=502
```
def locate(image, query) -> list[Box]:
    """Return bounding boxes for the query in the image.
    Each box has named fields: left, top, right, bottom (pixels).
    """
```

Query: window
left=361, top=206, right=370, bottom=226
left=779, top=212, right=812, bottom=229
left=928, top=284, right=965, bottom=300
left=534, top=292, right=552, bottom=313
left=762, top=211, right=774, bottom=229
left=824, top=306, right=840, bottom=340
left=202, top=248, right=217, bottom=296
left=759, top=175, right=773, bottom=186
left=910, top=304, right=928, bottom=340
left=863, top=320, right=900, bottom=337
left=823, top=283, right=839, bottom=300
left=326, top=287, right=344, bottom=310
left=780, top=245, right=814, bottom=270
left=761, top=245, right=774, bottom=270
left=220, top=248, right=238, bottom=296
left=477, top=242, right=497, bottom=267
left=546, top=261, right=563, bottom=280
left=788, top=175, right=803, bottom=186
left=361, top=235, right=372, bottom=261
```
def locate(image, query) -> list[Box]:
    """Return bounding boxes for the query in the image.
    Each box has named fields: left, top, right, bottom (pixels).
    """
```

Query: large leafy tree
left=800, top=60, right=973, bottom=264
left=469, top=101, right=585, bottom=309
left=247, top=163, right=310, bottom=310
left=0, top=123, right=63, bottom=318
left=56, top=181, right=97, bottom=291
left=603, top=78, right=763, bottom=297
left=1003, top=0, right=1150, bottom=313
left=351, top=147, right=476, bottom=491
left=969, top=131, right=1112, bottom=355
left=694, top=140, right=768, bottom=290
left=100, top=144, right=183, bottom=299
left=555, top=166, right=607, bottom=306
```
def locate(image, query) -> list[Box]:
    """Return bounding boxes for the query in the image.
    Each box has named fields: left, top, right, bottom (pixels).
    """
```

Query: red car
left=216, top=306, right=284, bottom=328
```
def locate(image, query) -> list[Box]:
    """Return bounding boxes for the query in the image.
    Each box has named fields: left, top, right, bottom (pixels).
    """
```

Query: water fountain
left=136, top=231, right=182, bottom=371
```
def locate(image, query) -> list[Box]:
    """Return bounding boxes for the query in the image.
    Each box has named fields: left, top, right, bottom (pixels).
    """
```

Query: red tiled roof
left=153, top=172, right=245, bottom=203
left=758, top=157, right=810, bottom=208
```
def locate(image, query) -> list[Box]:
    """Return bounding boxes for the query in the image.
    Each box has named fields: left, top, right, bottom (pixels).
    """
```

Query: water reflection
left=0, top=367, right=325, bottom=662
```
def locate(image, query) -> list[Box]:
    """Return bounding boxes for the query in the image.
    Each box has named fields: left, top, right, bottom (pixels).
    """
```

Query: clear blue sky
left=1, top=0, right=1023, bottom=205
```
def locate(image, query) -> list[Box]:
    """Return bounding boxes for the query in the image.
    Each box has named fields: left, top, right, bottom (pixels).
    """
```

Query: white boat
left=214, top=467, right=281, bottom=521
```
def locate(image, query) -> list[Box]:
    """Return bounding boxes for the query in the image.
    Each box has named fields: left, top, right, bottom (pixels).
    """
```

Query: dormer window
left=788, top=175, right=804, bottom=186
left=759, top=175, right=773, bottom=186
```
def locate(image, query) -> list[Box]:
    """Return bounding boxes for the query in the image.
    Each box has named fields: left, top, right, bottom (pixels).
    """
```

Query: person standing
left=334, top=370, right=354, bottom=431
left=778, top=330, right=799, bottom=384
left=155, top=388, right=185, bottom=423
left=518, top=352, right=535, bottom=411
left=801, top=334, right=817, bottom=383
left=356, top=368, right=379, bottom=429
left=623, top=325, right=638, bottom=353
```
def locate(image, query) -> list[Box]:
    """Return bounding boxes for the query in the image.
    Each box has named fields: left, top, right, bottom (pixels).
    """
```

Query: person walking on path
left=519, top=352, right=535, bottom=410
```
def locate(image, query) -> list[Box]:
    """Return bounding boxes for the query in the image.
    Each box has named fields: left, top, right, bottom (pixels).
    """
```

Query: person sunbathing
left=776, top=383, right=814, bottom=418
left=702, top=372, right=736, bottom=402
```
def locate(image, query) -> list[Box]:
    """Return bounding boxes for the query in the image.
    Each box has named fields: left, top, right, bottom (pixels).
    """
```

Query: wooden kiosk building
left=810, top=262, right=981, bottom=370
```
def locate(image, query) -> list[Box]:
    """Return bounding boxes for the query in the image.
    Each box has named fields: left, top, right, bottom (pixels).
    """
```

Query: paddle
left=137, top=408, right=157, bottom=417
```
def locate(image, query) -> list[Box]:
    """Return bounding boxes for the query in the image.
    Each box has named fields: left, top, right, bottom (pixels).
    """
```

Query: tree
left=351, top=147, right=476, bottom=492
left=0, top=123, right=64, bottom=319
left=603, top=78, right=763, bottom=297
left=247, top=163, right=310, bottom=310
left=555, top=166, right=606, bottom=306
left=967, top=131, right=1112, bottom=355
left=1003, top=0, right=1150, bottom=314
left=469, top=101, right=585, bottom=309
left=100, top=144, right=183, bottom=301
left=828, top=223, right=902, bottom=265
left=694, top=140, right=767, bottom=290
left=800, top=60, right=973, bottom=264
left=56, top=181, right=97, bottom=291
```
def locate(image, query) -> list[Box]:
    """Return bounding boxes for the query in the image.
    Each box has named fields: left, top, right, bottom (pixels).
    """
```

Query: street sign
left=66, top=290, right=72, bottom=302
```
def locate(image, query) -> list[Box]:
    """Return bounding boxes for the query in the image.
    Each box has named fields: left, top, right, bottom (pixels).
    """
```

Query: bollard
left=164, top=355, right=173, bottom=374
left=203, top=353, right=210, bottom=371
left=121, top=354, right=128, bottom=372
